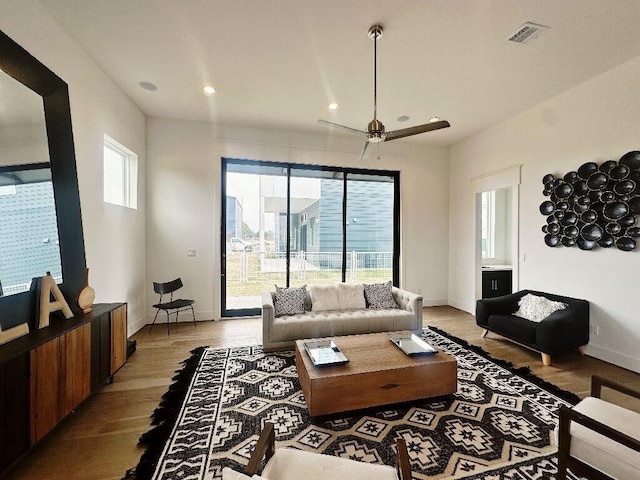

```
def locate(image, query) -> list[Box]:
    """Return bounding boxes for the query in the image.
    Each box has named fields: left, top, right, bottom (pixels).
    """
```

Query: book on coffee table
left=387, top=333, right=437, bottom=356
left=304, top=340, right=349, bottom=367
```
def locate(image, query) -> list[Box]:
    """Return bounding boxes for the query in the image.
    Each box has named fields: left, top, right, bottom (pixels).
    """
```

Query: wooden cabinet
left=90, top=303, right=127, bottom=390
left=0, top=303, right=127, bottom=475
left=30, top=323, right=92, bottom=443
left=482, top=269, right=512, bottom=298
left=58, top=323, right=91, bottom=420
left=0, top=353, right=29, bottom=472
left=110, top=304, right=127, bottom=375
left=29, top=338, right=61, bottom=444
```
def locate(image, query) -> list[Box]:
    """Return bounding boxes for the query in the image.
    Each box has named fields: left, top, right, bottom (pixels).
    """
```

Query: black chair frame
left=150, top=278, right=196, bottom=335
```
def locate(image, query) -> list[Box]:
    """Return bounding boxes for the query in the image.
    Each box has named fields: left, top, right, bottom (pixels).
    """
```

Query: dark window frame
left=221, top=157, right=400, bottom=318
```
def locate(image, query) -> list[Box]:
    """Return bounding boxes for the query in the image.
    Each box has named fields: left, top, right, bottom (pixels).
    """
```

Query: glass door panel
left=346, top=173, right=395, bottom=284
left=289, top=169, right=344, bottom=288
left=223, top=162, right=287, bottom=316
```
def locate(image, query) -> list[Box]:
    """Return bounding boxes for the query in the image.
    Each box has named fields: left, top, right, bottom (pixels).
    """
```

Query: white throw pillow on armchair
left=514, top=293, right=566, bottom=322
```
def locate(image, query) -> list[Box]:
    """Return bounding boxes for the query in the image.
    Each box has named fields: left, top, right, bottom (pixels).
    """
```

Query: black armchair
left=476, top=290, right=589, bottom=365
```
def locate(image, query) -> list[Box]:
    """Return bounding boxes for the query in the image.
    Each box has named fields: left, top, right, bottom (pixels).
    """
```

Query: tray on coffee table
left=303, top=339, right=349, bottom=367
left=387, top=333, right=437, bottom=356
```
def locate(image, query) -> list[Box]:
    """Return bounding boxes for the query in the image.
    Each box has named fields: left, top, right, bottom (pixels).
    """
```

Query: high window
left=103, top=135, right=138, bottom=209
left=221, top=158, right=400, bottom=317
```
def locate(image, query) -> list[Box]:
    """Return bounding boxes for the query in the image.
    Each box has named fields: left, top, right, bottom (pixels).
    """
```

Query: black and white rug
left=125, top=327, right=581, bottom=480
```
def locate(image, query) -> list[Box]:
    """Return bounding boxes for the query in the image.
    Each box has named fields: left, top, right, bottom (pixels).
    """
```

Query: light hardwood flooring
left=5, top=306, right=640, bottom=479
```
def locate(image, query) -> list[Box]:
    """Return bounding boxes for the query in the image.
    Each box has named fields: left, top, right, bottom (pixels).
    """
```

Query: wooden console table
left=0, top=303, right=127, bottom=476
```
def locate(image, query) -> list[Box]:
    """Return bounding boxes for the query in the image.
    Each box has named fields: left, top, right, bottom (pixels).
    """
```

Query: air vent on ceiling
left=508, top=22, right=549, bottom=44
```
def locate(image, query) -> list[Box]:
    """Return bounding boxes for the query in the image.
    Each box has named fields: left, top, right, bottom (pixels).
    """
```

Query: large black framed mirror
left=0, top=29, right=86, bottom=330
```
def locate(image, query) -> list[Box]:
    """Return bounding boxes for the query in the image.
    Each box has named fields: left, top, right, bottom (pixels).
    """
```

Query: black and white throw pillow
left=274, top=284, right=306, bottom=317
left=364, top=281, right=398, bottom=309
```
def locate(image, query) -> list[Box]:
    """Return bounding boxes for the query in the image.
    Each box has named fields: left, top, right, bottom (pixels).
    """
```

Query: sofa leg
left=481, top=329, right=488, bottom=338
left=541, top=353, right=551, bottom=366
left=578, top=346, right=585, bottom=356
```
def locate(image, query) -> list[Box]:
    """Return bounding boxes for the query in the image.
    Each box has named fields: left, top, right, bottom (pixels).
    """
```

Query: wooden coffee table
left=295, top=331, right=457, bottom=416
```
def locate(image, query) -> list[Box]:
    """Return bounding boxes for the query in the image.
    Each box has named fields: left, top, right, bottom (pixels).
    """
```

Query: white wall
left=146, top=118, right=450, bottom=321
left=449, top=54, right=640, bottom=373
left=1, top=0, right=147, bottom=334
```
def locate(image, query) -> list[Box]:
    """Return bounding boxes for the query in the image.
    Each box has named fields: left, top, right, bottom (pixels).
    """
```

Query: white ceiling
left=37, top=0, right=640, bottom=146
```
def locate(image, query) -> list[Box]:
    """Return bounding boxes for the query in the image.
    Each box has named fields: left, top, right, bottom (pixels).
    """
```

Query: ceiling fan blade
left=318, top=119, right=367, bottom=136
left=360, top=140, right=374, bottom=160
left=385, top=120, right=450, bottom=142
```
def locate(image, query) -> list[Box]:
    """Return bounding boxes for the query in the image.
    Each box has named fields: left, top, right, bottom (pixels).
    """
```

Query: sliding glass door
left=221, top=158, right=399, bottom=317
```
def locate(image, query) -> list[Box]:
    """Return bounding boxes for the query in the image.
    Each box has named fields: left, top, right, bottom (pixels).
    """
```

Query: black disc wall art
left=540, top=150, right=640, bottom=251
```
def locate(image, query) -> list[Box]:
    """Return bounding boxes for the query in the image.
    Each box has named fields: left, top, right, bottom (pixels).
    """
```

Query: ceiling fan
left=318, top=24, right=450, bottom=160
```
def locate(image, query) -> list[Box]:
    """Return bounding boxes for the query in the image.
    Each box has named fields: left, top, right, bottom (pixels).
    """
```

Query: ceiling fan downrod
left=367, top=24, right=384, bottom=143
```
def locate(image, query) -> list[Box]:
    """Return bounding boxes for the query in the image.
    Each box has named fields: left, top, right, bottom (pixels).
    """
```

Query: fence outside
left=226, top=250, right=392, bottom=297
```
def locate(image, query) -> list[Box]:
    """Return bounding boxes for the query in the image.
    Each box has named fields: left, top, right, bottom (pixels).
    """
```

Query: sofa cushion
left=488, top=314, right=537, bottom=344
left=514, top=293, right=566, bottom=322
left=270, top=308, right=417, bottom=343
left=337, top=283, right=366, bottom=310
left=309, top=284, right=341, bottom=311
left=557, top=397, right=640, bottom=480
left=364, top=281, right=398, bottom=309
left=274, top=285, right=306, bottom=317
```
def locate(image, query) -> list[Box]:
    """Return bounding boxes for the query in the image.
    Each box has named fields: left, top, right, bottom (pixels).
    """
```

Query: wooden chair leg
left=481, top=329, right=488, bottom=338
left=577, top=346, right=584, bottom=356
left=541, top=352, right=551, bottom=366
left=245, top=422, right=275, bottom=475
left=396, top=438, right=412, bottom=480
left=556, top=407, right=571, bottom=480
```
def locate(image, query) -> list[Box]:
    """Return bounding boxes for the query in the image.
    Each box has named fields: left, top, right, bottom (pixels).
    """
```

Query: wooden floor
left=6, top=306, right=640, bottom=479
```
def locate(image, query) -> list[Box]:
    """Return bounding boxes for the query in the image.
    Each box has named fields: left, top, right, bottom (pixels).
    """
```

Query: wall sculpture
left=540, top=150, right=640, bottom=251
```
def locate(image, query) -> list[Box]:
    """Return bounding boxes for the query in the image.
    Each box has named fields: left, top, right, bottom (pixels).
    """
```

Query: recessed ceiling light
left=328, top=102, right=339, bottom=110
left=203, top=85, right=216, bottom=96
left=429, top=116, right=440, bottom=123
left=397, top=115, right=410, bottom=122
left=139, top=81, right=158, bottom=91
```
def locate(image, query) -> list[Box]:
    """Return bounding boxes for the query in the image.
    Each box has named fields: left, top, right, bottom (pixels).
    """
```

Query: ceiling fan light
left=368, top=135, right=384, bottom=143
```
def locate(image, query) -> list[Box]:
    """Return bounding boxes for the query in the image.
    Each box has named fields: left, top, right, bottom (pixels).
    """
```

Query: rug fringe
left=428, top=326, right=580, bottom=405
left=122, top=346, right=208, bottom=480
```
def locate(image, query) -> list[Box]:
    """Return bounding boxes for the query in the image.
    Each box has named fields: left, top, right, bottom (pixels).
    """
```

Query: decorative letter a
left=38, top=274, right=73, bottom=329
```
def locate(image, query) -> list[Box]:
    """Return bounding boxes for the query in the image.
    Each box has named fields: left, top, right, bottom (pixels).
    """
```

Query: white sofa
left=261, top=284, right=423, bottom=351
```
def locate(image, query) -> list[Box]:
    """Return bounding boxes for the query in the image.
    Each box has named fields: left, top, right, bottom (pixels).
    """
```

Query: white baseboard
left=448, top=298, right=474, bottom=314
left=584, top=343, right=640, bottom=374
left=423, top=298, right=448, bottom=307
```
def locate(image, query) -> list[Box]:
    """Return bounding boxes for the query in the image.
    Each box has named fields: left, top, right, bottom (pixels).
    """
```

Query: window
left=481, top=190, right=495, bottom=259
left=103, top=135, right=137, bottom=208
left=221, top=158, right=399, bottom=316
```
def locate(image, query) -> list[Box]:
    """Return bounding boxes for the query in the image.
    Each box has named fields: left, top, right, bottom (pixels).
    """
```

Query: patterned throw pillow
left=364, top=281, right=398, bottom=309
left=274, top=285, right=306, bottom=317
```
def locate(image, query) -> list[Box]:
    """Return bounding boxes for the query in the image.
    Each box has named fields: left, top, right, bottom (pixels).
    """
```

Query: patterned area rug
left=125, top=327, right=581, bottom=480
